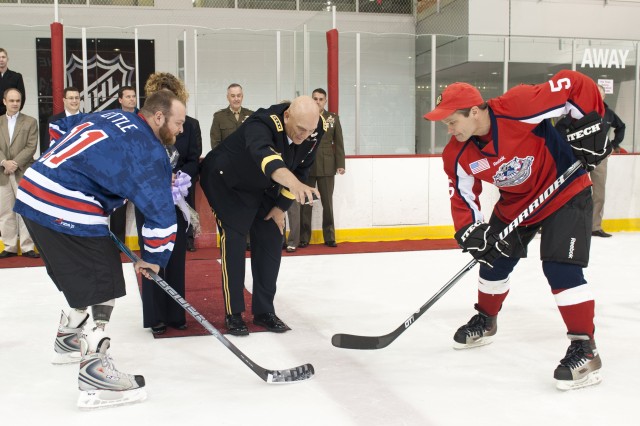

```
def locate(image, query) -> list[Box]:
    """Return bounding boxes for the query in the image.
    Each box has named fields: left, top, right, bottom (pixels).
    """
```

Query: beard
left=159, top=122, right=177, bottom=146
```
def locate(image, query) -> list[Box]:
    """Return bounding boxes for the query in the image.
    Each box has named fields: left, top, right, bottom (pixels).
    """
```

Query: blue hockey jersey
left=14, top=110, right=177, bottom=267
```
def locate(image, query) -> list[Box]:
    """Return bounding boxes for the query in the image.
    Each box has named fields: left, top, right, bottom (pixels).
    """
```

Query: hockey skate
left=453, top=304, right=497, bottom=349
left=554, top=333, right=602, bottom=391
left=77, top=329, right=146, bottom=409
left=52, top=310, right=89, bottom=365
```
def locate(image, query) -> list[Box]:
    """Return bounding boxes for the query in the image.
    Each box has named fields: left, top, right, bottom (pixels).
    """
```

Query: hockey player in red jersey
left=424, top=70, right=611, bottom=390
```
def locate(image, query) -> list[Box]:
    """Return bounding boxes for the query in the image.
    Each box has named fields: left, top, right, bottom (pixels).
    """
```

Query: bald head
left=284, top=96, right=320, bottom=145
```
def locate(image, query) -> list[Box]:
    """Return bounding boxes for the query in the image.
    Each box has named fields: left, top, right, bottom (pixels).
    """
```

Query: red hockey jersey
left=443, top=70, right=604, bottom=231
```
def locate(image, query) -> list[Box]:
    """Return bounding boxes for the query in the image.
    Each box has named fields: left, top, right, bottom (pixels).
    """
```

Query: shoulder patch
left=270, top=114, right=283, bottom=132
left=320, top=114, right=328, bottom=132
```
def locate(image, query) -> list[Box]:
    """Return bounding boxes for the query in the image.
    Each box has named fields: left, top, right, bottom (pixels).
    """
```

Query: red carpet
left=142, top=258, right=284, bottom=339
left=1, top=238, right=458, bottom=338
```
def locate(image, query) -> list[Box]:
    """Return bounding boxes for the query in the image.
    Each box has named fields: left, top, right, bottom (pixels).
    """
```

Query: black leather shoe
left=151, top=324, right=167, bottom=335
left=186, top=239, right=196, bottom=252
left=169, top=322, right=188, bottom=330
left=591, top=230, right=612, bottom=238
left=0, top=251, right=17, bottom=259
left=298, top=241, right=309, bottom=248
left=225, top=314, right=249, bottom=336
left=253, top=313, right=288, bottom=333
left=324, top=240, right=338, bottom=247
left=21, top=250, right=40, bottom=258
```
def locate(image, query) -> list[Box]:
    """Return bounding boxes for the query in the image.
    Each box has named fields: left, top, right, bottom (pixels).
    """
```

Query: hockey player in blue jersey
left=14, top=90, right=186, bottom=409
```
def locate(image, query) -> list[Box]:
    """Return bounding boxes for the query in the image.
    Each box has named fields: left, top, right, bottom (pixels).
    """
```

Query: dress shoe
left=21, top=250, right=40, bottom=259
left=591, top=230, right=612, bottom=238
left=324, top=240, right=338, bottom=247
left=0, top=251, right=17, bottom=259
left=253, top=313, right=288, bottom=333
left=286, top=245, right=297, bottom=253
left=151, top=324, right=167, bottom=335
left=298, top=241, right=309, bottom=248
left=169, top=323, right=188, bottom=330
left=186, top=239, right=196, bottom=252
left=225, top=314, right=249, bottom=336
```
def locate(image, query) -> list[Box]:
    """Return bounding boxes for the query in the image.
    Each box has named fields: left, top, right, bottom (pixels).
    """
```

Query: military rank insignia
left=270, top=115, right=283, bottom=132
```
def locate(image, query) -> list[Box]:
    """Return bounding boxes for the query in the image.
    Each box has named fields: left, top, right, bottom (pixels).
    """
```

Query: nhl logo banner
left=36, top=37, right=155, bottom=153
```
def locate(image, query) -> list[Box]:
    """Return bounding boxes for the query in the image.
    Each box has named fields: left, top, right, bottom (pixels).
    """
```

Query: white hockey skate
left=77, top=329, right=147, bottom=410
left=52, top=310, right=89, bottom=365
left=554, top=333, right=602, bottom=391
left=453, top=304, right=497, bottom=349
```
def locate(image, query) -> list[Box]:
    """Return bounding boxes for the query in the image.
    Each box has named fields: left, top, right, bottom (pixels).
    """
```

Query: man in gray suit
left=210, top=83, right=254, bottom=150
left=0, top=88, right=38, bottom=258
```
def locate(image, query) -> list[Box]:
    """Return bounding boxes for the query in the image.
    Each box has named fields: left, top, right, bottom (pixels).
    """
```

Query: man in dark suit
left=200, top=96, right=324, bottom=335
left=299, top=88, right=346, bottom=248
left=209, top=83, right=253, bottom=150
left=0, top=88, right=38, bottom=258
left=0, top=48, right=26, bottom=117
left=109, top=86, right=139, bottom=244
left=44, top=86, right=81, bottom=154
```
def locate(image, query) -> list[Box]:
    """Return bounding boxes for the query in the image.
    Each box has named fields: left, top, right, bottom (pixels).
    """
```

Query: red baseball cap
left=423, top=83, right=484, bottom=121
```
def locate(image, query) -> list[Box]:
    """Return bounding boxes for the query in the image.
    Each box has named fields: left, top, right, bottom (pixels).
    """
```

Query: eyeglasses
left=65, top=96, right=81, bottom=101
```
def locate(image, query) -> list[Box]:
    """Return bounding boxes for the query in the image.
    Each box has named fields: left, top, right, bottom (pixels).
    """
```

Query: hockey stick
left=332, top=160, right=583, bottom=350
left=110, top=232, right=314, bottom=383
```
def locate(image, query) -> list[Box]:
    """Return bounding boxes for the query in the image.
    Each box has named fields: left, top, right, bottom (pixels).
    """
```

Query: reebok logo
left=54, top=218, right=75, bottom=229
left=566, top=123, right=601, bottom=141
left=568, top=237, right=577, bottom=259
left=492, top=156, right=506, bottom=166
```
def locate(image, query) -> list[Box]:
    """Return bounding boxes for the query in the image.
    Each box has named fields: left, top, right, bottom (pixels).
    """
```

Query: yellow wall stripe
left=48, top=218, right=639, bottom=252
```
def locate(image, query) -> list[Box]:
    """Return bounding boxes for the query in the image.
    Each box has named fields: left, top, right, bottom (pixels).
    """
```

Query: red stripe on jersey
left=144, top=234, right=176, bottom=248
left=20, top=179, right=105, bottom=215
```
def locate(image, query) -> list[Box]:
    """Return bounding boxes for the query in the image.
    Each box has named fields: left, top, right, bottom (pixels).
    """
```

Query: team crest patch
left=270, top=115, right=283, bottom=132
left=493, top=156, right=534, bottom=187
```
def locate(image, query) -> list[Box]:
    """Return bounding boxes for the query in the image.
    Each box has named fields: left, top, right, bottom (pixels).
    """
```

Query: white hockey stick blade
left=265, top=364, right=314, bottom=383
left=77, top=388, right=147, bottom=410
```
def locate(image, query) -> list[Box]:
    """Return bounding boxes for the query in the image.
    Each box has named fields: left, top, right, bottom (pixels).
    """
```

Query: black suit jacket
left=200, top=103, right=325, bottom=234
left=0, top=69, right=26, bottom=116
left=174, top=115, right=202, bottom=180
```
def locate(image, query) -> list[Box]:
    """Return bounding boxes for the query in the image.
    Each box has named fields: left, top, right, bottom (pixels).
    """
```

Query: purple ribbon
left=172, top=171, right=192, bottom=225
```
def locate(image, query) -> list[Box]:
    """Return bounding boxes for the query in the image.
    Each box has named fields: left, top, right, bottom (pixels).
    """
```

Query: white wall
left=303, top=154, right=639, bottom=237
left=470, top=0, right=640, bottom=40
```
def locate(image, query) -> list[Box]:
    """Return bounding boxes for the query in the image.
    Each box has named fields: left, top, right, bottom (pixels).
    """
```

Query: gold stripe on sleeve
left=280, top=188, right=295, bottom=200
left=261, top=154, right=282, bottom=174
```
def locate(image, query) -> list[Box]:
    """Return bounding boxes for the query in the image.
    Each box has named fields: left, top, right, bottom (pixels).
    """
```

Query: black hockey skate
left=554, top=333, right=602, bottom=391
left=453, top=304, right=497, bottom=349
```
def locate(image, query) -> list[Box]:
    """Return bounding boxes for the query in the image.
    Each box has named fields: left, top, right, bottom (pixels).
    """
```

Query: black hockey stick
left=110, top=232, right=314, bottom=383
left=332, top=160, right=583, bottom=350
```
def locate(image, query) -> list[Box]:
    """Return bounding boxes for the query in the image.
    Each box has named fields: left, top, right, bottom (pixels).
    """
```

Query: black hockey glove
left=564, top=111, right=612, bottom=172
left=454, top=222, right=509, bottom=267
